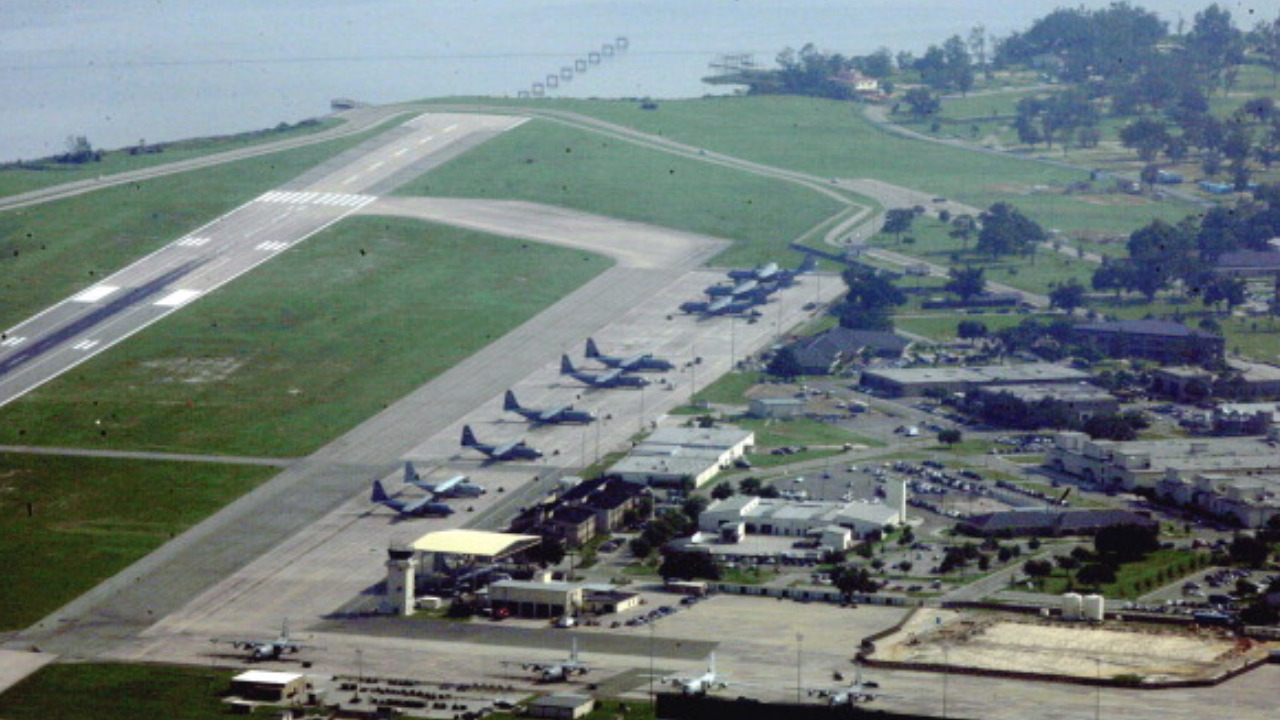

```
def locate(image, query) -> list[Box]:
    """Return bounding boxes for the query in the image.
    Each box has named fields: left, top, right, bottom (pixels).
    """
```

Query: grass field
left=0, top=663, right=238, bottom=720
left=0, top=218, right=610, bottom=457
left=398, top=118, right=848, bottom=268
left=485, top=96, right=1196, bottom=234
left=0, top=117, right=341, bottom=199
left=0, top=115, right=408, bottom=331
left=0, top=455, right=271, bottom=630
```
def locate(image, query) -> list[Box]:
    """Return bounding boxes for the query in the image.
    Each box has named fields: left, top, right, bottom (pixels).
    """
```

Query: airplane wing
left=400, top=495, right=437, bottom=514
left=541, top=406, right=571, bottom=422
left=620, top=353, right=649, bottom=369
left=492, top=441, right=520, bottom=458
left=211, top=637, right=264, bottom=649
left=430, top=476, right=467, bottom=495
left=597, top=368, right=623, bottom=385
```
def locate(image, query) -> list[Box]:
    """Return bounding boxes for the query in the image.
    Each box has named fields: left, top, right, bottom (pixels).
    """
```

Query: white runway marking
left=254, top=241, right=291, bottom=252
left=253, top=191, right=374, bottom=208
left=72, top=340, right=100, bottom=351
left=1, top=336, right=27, bottom=348
left=154, top=289, right=202, bottom=307
left=417, top=135, right=434, bottom=145
left=443, top=124, right=457, bottom=133
left=176, top=237, right=210, bottom=247
left=394, top=148, right=409, bottom=157
left=342, top=175, right=360, bottom=185
left=72, top=285, right=120, bottom=303
left=368, top=161, right=384, bottom=170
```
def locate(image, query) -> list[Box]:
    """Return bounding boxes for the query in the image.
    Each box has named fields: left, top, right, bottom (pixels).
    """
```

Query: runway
left=0, top=113, right=524, bottom=409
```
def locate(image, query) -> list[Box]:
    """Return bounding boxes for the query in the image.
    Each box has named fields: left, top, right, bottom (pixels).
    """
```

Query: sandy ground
left=877, top=608, right=1264, bottom=681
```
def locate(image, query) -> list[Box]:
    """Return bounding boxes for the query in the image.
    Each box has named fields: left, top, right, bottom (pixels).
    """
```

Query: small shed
left=750, top=397, right=806, bottom=419
left=230, top=671, right=308, bottom=703
left=527, top=693, right=595, bottom=719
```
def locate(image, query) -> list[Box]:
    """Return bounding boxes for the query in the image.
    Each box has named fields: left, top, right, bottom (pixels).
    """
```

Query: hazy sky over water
left=0, top=0, right=1263, bottom=160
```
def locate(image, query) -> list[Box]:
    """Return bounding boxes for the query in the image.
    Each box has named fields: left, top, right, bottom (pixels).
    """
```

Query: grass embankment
left=397, top=118, right=850, bottom=268
left=0, top=118, right=342, bottom=199
left=0, top=115, right=408, bottom=331
left=0, top=218, right=609, bottom=457
left=0, top=663, right=238, bottom=720
left=0, top=456, right=271, bottom=631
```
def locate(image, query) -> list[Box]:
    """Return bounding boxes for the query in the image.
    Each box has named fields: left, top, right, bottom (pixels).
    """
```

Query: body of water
left=0, top=0, right=1237, bottom=162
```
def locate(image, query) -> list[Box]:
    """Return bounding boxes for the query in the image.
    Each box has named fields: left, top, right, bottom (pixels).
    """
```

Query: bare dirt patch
left=876, top=609, right=1270, bottom=682
left=141, top=357, right=244, bottom=384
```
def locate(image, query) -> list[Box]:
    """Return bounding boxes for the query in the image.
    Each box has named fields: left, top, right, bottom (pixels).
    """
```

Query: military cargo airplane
left=503, top=638, right=591, bottom=682
left=503, top=389, right=595, bottom=424
left=704, top=278, right=761, bottom=297
left=210, top=619, right=322, bottom=662
left=461, top=424, right=544, bottom=461
left=585, top=337, right=674, bottom=372
left=806, top=666, right=894, bottom=706
left=727, top=254, right=816, bottom=285
left=560, top=355, right=649, bottom=388
left=655, top=653, right=748, bottom=695
left=402, top=461, right=485, bottom=497
left=680, top=290, right=769, bottom=317
left=371, top=479, right=455, bottom=517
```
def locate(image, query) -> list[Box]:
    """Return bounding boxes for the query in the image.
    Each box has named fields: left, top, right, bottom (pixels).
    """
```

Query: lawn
left=687, top=371, right=763, bottom=407
left=1032, top=549, right=1208, bottom=599
left=0, top=117, right=341, bottom=199
left=398, top=118, right=849, bottom=268
left=894, top=312, right=1037, bottom=342
left=0, top=455, right=273, bottom=632
left=736, top=417, right=883, bottom=449
left=0, top=218, right=610, bottom=457
left=0, top=115, right=408, bottom=331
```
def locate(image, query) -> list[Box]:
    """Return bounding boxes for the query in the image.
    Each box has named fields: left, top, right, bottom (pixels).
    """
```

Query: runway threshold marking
left=154, top=289, right=202, bottom=307
left=0, top=336, right=27, bottom=348
left=254, top=241, right=290, bottom=252
left=72, top=286, right=120, bottom=303
left=176, top=237, right=210, bottom=247
left=71, top=339, right=100, bottom=351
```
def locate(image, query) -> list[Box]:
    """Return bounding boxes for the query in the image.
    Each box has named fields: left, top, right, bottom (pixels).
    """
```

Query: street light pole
left=796, top=633, right=804, bottom=704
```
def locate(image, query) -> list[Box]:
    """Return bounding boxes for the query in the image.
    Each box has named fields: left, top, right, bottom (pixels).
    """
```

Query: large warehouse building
left=1046, top=432, right=1280, bottom=491
left=699, top=482, right=906, bottom=539
left=859, top=364, right=1090, bottom=397
left=609, top=425, right=754, bottom=488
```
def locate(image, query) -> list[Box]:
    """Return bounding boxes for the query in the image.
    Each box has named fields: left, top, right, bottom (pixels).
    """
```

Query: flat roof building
left=609, top=425, right=754, bottom=488
left=1047, top=432, right=1280, bottom=490
left=1073, top=320, right=1224, bottom=365
left=527, top=693, right=595, bottom=719
left=972, top=383, right=1119, bottom=423
left=860, top=364, right=1089, bottom=397
left=699, top=492, right=904, bottom=539
left=230, top=671, right=309, bottom=704
left=1156, top=471, right=1280, bottom=529
left=957, top=508, right=1157, bottom=537
left=490, top=580, right=583, bottom=620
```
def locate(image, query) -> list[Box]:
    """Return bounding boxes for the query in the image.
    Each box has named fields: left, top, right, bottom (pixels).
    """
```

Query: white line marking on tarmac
left=72, top=340, right=100, bottom=351
left=342, top=175, right=360, bottom=185
left=394, top=148, right=409, bottom=157
left=417, top=135, right=434, bottom=145
left=1, top=336, right=27, bottom=348
left=254, top=241, right=290, bottom=252
left=443, top=124, right=457, bottom=133
left=154, top=289, right=202, bottom=307
left=176, top=237, right=211, bottom=247
left=368, top=161, right=384, bottom=170
left=72, top=286, right=119, bottom=303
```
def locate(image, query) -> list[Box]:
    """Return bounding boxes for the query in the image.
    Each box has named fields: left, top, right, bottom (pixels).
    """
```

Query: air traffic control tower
left=382, top=545, right=418, bottom=616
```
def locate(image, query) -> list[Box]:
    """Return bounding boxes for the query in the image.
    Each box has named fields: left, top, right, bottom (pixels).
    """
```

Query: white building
left=610, top=425, right=754, bottom=488
left=699, top=485, right=905, bottom=540
left=1047, top=432, right=1280, bottom=490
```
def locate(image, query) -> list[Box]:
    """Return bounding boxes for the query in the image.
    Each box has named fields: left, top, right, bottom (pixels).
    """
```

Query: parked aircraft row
left=680, top=255, right=816, bottom=317
left=369, top=338, right=674, bottom=518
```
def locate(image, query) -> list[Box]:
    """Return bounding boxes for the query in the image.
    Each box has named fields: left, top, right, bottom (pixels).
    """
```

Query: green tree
left=957, top=319, right=988, bottom=340
left=1048, top=279, right=1086, bottom=312
left=949, top=213, right=978, bottom=251
left=767, top=347, right=803, bottom=380
left=710, top=481, right=735, bottom=500
left=882, top=208, right=916, bottom=241
left=937, top=428, right=963, bottom=446
left=902, top=87, right=941, bottom=118
left=977, top=202, right=1046, bottom=258
left=945, top=265, right=986, bottom=301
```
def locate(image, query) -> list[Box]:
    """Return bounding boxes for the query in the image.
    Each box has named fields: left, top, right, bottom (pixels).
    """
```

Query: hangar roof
left=411, top=529, right=540, bottom=557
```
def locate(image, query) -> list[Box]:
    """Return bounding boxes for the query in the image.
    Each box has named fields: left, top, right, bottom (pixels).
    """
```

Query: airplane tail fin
left=403, top=461, right=419, bottom=484
left=585, top=337, right=601, bottom=359
left=372, top=480, right=391, bottom=503
left=503, top=389, right=520, bottom=412
left=461, top=425, right=478, bottom=447
left=560, top=354, right=575, bottom=376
